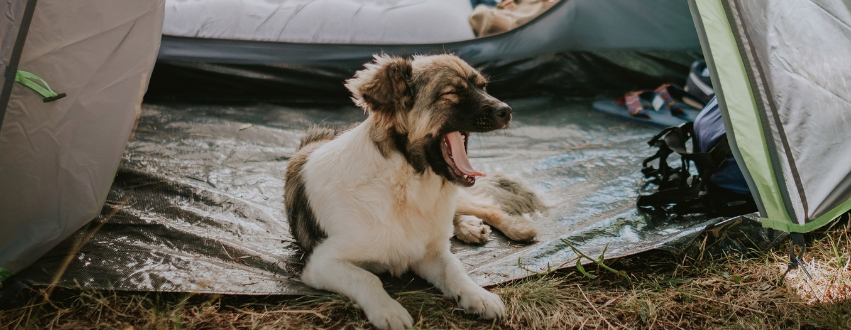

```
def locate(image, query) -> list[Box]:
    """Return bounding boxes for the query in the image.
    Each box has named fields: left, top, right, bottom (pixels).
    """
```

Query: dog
left=284, top=54, right=543, bottom=330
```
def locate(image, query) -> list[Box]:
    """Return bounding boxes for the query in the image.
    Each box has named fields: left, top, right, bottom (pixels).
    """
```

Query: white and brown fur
left=454, top=173, right=546, bottom=244
left=284, top=54, right=543, bottom=330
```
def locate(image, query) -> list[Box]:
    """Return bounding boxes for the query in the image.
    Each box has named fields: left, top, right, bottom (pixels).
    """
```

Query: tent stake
left=780, top=233, right=812, bottom=286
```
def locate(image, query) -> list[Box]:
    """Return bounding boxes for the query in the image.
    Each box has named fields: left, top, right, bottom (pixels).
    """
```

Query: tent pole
left=0, top=0, right=39, bottom=133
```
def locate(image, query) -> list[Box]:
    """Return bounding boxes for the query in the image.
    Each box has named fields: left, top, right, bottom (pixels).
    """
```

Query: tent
left=689, top=0, right=851, bottom=233
left=0, top=0, right=165, bottom=280
left=0, top=0, right=848, bottom=295
left=147, top=0, right=703, bottom=102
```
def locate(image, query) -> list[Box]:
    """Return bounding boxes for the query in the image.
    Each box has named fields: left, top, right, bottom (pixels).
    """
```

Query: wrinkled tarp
left=6, top=98, right=786, bottom=295
left=147, top=0, right=703, bottom=102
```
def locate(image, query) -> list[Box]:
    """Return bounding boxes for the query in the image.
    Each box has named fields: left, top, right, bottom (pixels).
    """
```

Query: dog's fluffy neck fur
left=314, top=117, right=456, bottom=213
left=368, top=112, right=446, bottom=180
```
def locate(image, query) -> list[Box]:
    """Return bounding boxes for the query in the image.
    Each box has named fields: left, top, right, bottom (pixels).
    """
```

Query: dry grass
left=2, top=216, right=849, bottom=330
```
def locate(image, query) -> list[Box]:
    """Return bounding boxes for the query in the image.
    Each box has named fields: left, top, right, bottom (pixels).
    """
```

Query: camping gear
left=469, top=0, right=559, bottom=37
left=684, top=60, right=714, bottom=103
left=592, top=84, right=705, bottom=129
left=162, top=0, right=475, bottom=44
left=637, top=97, right=757, bottom=217
left=0, top=0, right=165, bottom=280
left=147, top=0, right=703, bottom=102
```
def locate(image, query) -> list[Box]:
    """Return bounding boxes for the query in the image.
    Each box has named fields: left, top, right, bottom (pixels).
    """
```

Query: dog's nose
left=494, top=103, right=512, bottom=121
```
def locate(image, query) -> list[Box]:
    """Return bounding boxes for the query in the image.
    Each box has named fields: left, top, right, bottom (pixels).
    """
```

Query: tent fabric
left=5, top=99, right=787, bottom=295
left=0, top=0, right=165, bottom=276
left=147, top=0, right=703, bottom=102
left=730, top=0, right=851, bottom=225
left=690, top=0, right=851, bottom=232
left=689, top=0, right=774, bottom=223
left=162, top=0, right=475, bottom=44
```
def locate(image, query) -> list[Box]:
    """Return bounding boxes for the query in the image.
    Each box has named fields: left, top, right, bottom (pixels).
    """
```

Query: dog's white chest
left=359, top=164, right=457, bottom=272
left=302, top=126, right=457, bottom=274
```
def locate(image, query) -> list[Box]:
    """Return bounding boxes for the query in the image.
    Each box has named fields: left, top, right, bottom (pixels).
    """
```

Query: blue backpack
left=637, top=96, right=757, bottom=216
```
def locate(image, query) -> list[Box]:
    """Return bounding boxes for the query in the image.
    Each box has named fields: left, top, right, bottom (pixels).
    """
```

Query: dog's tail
left=472, top=173, right=548, bottom=216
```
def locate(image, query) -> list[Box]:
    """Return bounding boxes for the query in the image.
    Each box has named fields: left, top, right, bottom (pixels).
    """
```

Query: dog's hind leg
left=412, top=246, right=505, bottom=319
left=302, top=244, right=413, bottom=330
left=456, top=190, right=539, bottom=242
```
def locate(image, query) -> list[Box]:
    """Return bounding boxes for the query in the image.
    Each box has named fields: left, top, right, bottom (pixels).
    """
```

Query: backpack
left=637, top=96, right=757, bottom=217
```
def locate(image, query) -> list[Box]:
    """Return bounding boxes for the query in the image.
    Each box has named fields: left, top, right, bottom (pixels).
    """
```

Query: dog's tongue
left=447, top=132, right=485, bottom=177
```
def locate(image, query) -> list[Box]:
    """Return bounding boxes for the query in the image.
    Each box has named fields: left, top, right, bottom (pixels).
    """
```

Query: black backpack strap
left=641, top=123, right=695, bottom=185
left=640, top=123, right=690, bottom=188
left=638, top=124, right=752, bottom=216
left=637, top=175, right=701, bottom=207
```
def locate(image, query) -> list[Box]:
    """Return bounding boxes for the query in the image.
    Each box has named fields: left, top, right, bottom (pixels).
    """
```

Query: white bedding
left=163, top=0, right=476, bottom=44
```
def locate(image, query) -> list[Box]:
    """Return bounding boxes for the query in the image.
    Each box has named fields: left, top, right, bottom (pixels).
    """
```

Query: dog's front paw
left=454, top=215, right=491, bottom=244
left=458, top=288, right=505, bottom=320
left=499, top=215, right=540, bottom=242
left=364, top=299, right=413, bottom=330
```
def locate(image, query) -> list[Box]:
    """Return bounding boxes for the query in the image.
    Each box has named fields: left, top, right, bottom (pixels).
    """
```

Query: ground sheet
left=11, top=98, right=784, bottom=295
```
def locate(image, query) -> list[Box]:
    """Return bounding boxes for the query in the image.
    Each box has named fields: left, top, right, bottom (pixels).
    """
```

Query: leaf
left=576, top=260, right=597, bottom=279
left=732, top=275, right=742, bottom=284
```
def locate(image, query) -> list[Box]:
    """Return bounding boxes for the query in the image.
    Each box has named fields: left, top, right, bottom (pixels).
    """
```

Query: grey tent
left=0, top=0, right=165, bottom=279
left=689, top=0, right=851, bottom=232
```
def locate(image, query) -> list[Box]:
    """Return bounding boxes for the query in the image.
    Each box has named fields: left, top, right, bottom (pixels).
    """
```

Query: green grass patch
left=2, top=215, right=850, bottom=329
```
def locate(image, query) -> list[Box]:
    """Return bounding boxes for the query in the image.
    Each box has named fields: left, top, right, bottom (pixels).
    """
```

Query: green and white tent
left=689, top=0, right=851, bottom=233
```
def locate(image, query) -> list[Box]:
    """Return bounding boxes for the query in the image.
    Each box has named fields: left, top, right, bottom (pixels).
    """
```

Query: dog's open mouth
left=441, top=131, right=485, bottom=187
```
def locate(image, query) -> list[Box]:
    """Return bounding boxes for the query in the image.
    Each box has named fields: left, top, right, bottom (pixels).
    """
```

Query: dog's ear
left=346, top=54, right=413, bottom=118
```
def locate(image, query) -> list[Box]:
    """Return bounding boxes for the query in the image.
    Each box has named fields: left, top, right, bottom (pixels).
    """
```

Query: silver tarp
left=7, top=98, right=785, bottom=295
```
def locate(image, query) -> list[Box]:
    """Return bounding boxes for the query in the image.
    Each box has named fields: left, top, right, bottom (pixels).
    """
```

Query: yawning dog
left=284, top=54, right=542, bottom=330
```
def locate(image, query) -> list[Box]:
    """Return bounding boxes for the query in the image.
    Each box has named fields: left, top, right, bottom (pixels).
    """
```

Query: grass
left=1, top=215, right=849, bottom=329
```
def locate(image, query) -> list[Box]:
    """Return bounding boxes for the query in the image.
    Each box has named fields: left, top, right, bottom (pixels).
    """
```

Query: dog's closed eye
left=440, top=88, right=461, bottom=103
left=440, top=88, right=458, bottom=97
